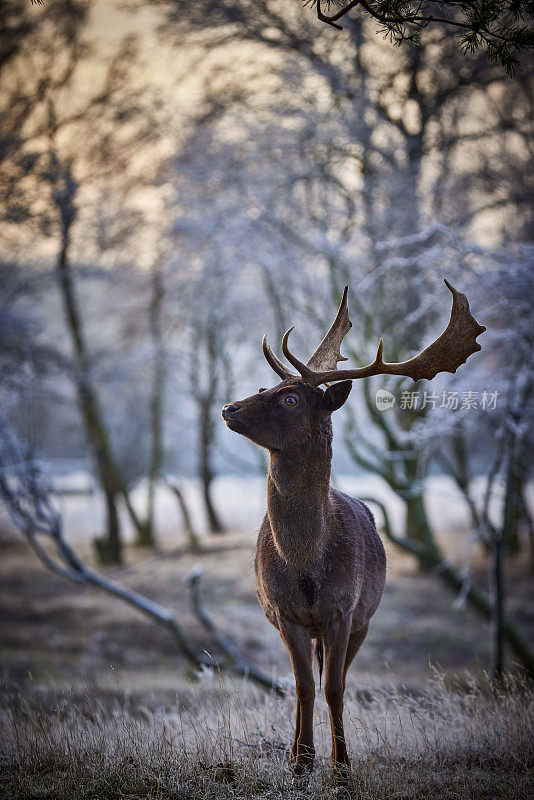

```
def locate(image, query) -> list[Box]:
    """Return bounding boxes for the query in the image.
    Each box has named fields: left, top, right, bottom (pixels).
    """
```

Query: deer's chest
left=255, top=522, right=358, bottom=631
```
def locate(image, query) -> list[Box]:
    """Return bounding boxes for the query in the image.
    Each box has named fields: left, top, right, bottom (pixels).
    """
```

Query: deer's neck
left=267, top=430, right=332, bottom=572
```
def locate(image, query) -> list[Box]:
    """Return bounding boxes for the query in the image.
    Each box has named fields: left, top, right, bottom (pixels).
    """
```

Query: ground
left=0, top=527, right=533, bottom=798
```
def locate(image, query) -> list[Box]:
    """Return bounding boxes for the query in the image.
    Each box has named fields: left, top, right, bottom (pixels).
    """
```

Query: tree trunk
left=195, top=324, right=225, bottom=536
left=492, top=535, right=504, bottom=679
left=94, top=488, right=121, bottom=564
left=54, top=169, right=146, bottom=561
left=202, top=473, right=223, bottom=534
left=140, top=263, right=165, bottom=546
left=404, top=131, right=423, bottom=234
left=200, top=398, right=224, bottom=534
left=166, top=478, right=201, bottom=550
left=404, top=492, right=441, bottom=571
left=405, top=493, right=431, bottom=543
left=502, top=439, right=525, bottom=553
left=55, top=193, right=123, bottom=562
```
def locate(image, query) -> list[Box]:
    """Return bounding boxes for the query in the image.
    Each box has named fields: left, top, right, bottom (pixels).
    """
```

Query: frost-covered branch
left=0, top=415, right=284, bottom=695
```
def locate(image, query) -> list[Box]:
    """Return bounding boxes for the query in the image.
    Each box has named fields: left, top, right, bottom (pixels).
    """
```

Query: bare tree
left=0, top=14, right=171, bottom=559
left=425, top=248, right=534, bottom=677
left=350, top=236, right=534, bottom=677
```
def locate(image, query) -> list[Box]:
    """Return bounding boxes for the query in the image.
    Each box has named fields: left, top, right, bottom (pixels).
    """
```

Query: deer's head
left=221, top=377, right=352, bottom=452
left=222, top=281, right=485, bottom=453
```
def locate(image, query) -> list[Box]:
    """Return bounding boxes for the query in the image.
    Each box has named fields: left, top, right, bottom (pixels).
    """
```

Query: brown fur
left=222, top=377, right=386, bottom=779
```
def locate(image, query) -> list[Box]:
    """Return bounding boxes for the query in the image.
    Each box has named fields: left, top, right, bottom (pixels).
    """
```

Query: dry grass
left=1, top=533, right=533, bottom=798
left=1, top=672, right=532, bottom=800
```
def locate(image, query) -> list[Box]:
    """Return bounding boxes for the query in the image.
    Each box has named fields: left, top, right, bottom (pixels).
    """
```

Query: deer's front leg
left=323, top=619, right=352, bottom=774
left=277, top=617, right=315, bottom=776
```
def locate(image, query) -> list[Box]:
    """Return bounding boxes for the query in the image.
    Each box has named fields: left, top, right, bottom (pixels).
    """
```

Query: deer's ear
left=321, top=380, right=352, bottom=413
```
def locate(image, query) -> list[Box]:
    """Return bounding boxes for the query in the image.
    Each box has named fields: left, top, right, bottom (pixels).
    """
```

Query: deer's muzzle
left=221, top=403, right=241, bottom=420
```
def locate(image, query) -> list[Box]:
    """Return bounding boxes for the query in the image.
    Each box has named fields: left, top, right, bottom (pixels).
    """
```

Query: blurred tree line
left=0, top=0, right=532, bottom=672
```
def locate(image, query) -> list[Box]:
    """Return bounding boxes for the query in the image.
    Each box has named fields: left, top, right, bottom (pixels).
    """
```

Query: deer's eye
left=284, top=395, right=299, bottom=406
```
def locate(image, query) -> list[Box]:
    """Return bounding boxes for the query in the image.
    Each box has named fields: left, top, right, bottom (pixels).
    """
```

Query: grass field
left=1, top=528, right=533, bottom=798
left=1, top=674, right=532, bottom=799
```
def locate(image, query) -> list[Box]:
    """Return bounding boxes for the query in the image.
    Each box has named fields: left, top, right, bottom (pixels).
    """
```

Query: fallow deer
left=221, top=280, right=485, bottom=780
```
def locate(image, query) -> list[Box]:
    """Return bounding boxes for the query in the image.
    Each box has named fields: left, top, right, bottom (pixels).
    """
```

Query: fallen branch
left=0, top=415, right=283, bottom=694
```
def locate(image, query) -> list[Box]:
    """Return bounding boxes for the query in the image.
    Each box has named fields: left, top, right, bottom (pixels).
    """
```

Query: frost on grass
left=0, top=673, right=532, bottom=800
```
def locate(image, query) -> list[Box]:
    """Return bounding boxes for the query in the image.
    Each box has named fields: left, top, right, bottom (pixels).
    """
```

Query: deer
left=221, top=280, right=485, bottom=782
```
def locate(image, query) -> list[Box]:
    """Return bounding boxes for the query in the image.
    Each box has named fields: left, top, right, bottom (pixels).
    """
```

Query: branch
left=317, top=0, right=361, bottom=29
left=316, top=0, right=509, bottom=40
left=360, top=495, right=434, bottom=560
left=188, top=567, right=284, bottom=695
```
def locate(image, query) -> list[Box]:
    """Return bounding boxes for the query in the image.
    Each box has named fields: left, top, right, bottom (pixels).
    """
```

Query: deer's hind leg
left=289, top=698, right=301, bottom=762
left=277, top=618, right=315, bottom=776
left=343, top=623, right=369, bottom=689
left=323, top=619, right=352, bottom=772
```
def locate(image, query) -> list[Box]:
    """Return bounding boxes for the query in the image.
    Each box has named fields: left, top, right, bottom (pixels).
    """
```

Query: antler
left=262, top=286, right=352, bottom=381
left=262, top=334, right=294, bottom=380
left=276, top=279, right=485, bottom=386
left=306, top=285, right=352, bottom=371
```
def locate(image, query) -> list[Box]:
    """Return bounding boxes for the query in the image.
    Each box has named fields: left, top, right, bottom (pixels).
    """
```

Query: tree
left=424, top=246, right=534, bottom=676
left=168, top=242, right=245, bottom=536
left=159, top=9, right=531, bottom=549
left=146, top=259, right=166, bottom=543
left=261, top=227, right=531, bottom=676
left=167, top=104, right=282, bottom=533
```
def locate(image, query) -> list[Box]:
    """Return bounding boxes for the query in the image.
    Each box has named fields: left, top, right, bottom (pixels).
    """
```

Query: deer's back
left=255, top=489, right=386, bottom=635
